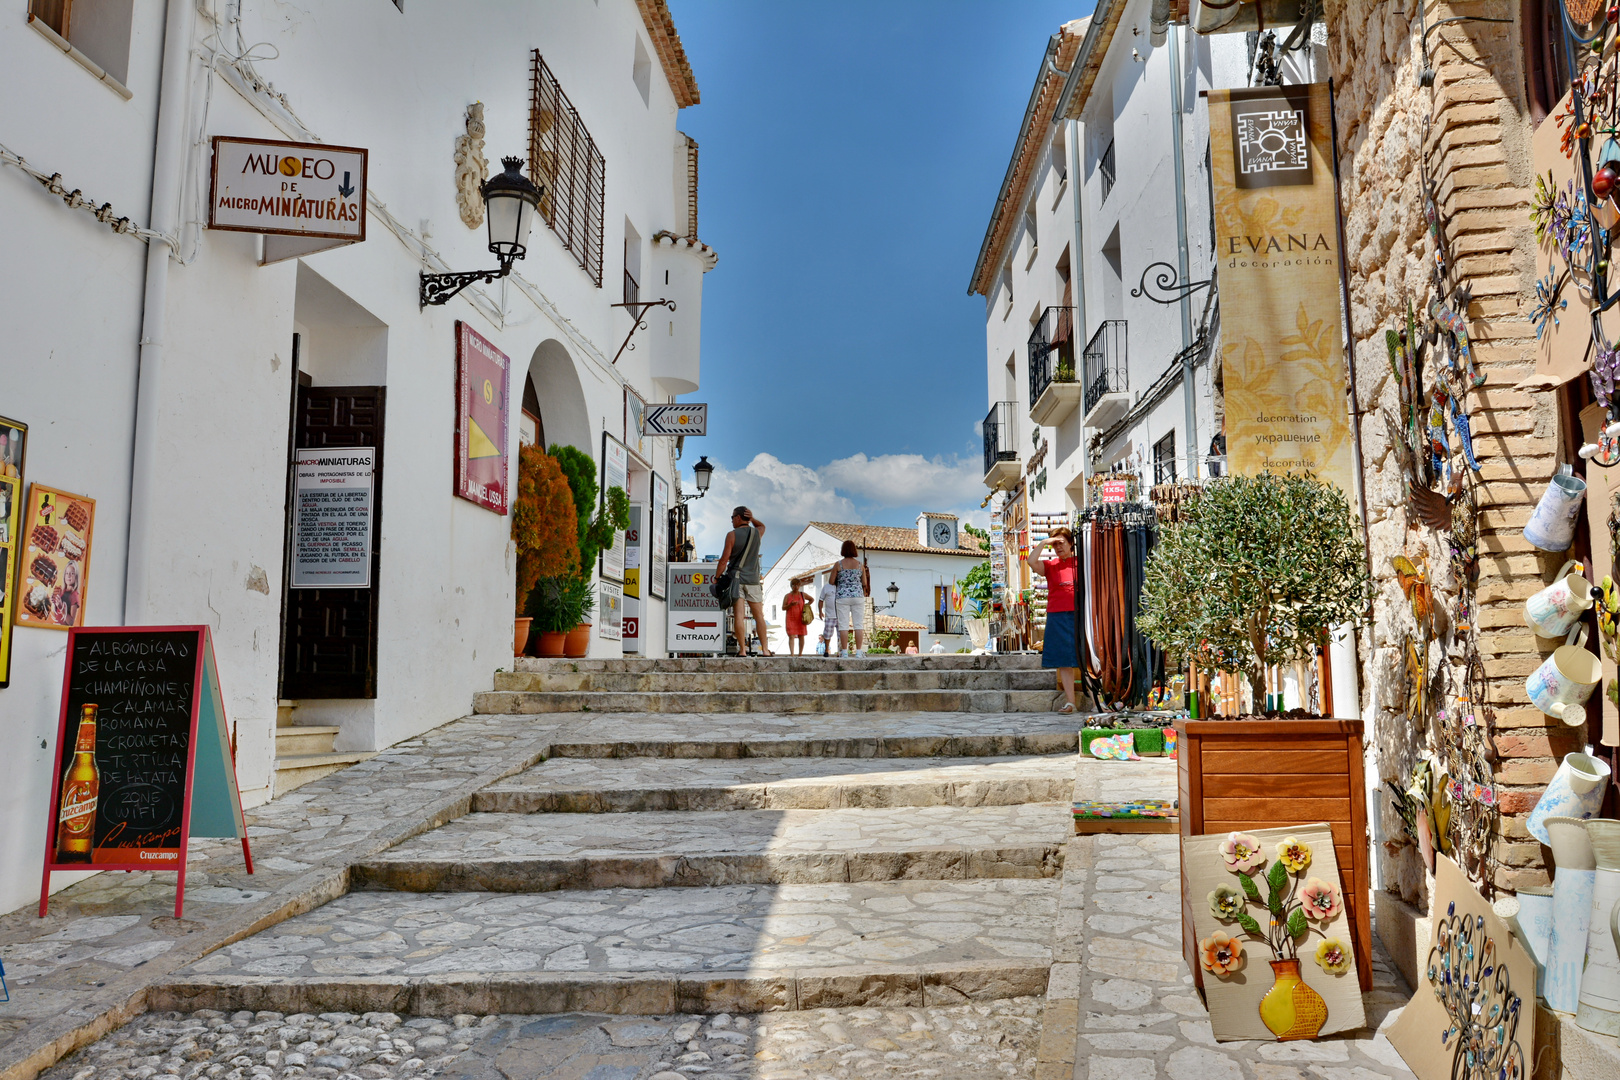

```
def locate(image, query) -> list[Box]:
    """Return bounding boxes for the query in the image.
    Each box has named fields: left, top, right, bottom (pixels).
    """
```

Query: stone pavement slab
left=355, top=804, right=1070, bottom=891
left=475, top=754, right=1077, bottom=813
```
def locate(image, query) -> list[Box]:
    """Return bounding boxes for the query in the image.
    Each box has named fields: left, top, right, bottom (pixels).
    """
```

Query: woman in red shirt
left=781, top=577, right=813, bottom=655
left=1030, top=526, right=1080, bottom=713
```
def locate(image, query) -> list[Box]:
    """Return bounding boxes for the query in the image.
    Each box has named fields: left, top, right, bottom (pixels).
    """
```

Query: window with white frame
left=29, top=0, right=135, bottom=88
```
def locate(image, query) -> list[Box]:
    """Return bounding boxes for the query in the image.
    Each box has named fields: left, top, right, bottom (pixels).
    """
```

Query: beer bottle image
left=55, top=704, right=99, bottom=863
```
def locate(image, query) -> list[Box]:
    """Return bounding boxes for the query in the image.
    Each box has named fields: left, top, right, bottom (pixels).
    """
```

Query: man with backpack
left=716, top=506, right=771, bottom=656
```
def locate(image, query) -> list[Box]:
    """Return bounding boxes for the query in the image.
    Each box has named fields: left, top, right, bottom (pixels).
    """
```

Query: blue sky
left=668, top=0, right=1091, bottom=562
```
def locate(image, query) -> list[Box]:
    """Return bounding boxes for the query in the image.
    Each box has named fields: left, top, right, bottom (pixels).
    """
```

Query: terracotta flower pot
left=513, top=616, right=533, bottom=656
left=537, top=630, right=567, bottom=658
left=564, top=623, right=592, bottom=658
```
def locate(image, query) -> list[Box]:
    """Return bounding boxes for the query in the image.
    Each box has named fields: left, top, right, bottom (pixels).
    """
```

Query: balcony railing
left=1099, top=139, right=1116, bottom=203
left=1082, top=320, right=1128, bottom=416
left=623, top=268, right=639, bottom=305
left=933, top=613, right=965, bottom=636
left=1027, top=305, right=1077, bottom=406
left=983, top=400, right=1018, bottom=476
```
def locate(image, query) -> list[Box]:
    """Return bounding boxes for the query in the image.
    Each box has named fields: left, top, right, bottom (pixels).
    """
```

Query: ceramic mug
left=1528, top=752, right=1614, bottom=845
left=1546, top=815, right=1598, bottom=1015
left=1577, top=820, right=1620, bottom=1037
left=1525, top=467, right=1587, bottom=552
left=1526, top=560, right=1596, bottom=638
left=1526, top=625, right=1601, bottom=725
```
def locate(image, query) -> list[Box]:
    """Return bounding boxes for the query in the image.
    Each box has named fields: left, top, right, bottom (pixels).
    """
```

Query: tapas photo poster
left=15, top=483, right=93, bottom=631
left=0, top=415, right=26, bottom=685
left=600, top=433, right=629, bottom=582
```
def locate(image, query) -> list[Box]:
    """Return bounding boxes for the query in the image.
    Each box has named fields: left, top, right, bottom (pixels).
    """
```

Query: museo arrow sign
left=677, top=619, right=717, bottom=629
left=644, top=404, right=707, bottom=437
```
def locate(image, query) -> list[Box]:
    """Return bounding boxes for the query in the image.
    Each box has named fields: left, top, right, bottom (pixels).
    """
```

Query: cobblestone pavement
left=476, top=755, right=1075, bottom=812
left=39, top=1000, right=1046, bottom=1080
left=183, top=879, right=1058, bottom=978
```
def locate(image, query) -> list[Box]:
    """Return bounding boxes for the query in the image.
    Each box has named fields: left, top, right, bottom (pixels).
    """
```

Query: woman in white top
left=829, top=540, right=870, bottom=656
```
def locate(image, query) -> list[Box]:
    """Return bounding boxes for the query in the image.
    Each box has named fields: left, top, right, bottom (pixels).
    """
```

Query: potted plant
left=562, top=574, right=597, bottom=658
left=511, top=446, right=579, bottom=656
left=1138, top=472, right=1375, bottom=991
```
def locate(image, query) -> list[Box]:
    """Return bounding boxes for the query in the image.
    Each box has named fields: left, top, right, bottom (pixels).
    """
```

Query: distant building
left=760, top=514, right=987, bottom=653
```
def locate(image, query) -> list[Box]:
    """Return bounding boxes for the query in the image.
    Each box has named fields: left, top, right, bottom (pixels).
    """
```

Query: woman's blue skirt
left=1042, top=610, right=1077, bottom=670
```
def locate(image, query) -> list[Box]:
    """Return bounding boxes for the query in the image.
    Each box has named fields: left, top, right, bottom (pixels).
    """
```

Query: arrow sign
left=338, top=172, right=355, bottom=198
left=678, top=619, right=717, bottom=629
left=644, top=403, right=707, bottom=437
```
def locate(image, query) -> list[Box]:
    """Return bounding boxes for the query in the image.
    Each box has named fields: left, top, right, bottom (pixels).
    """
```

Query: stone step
left=534, top=711, right=1080, bottom=761
left=513, top=655, right=1043, bottom=674
left=474, top=754, right=1077, bottom=813
left=272, top=750, right=376, bottom=797
left=474, top=688, right=1066, bottom=715
left=492, top=669, right=1058, bottom=693
left=161, top=878, right=1057, bottom=1014
left=353, top=804, right=1070, bottom=892
left=274, top=725, right=342, bottom=756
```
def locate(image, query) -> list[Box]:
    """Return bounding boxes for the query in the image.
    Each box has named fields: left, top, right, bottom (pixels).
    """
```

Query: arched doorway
left=527, top=339, right=590, bottom=455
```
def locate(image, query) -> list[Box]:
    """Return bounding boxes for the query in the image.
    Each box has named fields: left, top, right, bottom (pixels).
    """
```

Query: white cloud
left=686, top=451, right=990, bottom=559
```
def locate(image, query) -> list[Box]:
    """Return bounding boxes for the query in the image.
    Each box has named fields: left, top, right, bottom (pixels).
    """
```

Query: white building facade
left=760, top=516, right=988, bottom=655
left=0, top=0, right=713, bottom=915
left=972, top=4, right=1326, bottom=512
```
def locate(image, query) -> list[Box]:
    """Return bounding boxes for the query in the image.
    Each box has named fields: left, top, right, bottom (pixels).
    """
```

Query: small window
left=30, top=0, right=135, bottom=87
left=633, top=35, right=653, bottom=106
left=1153, top=431, right=1177, bottom=485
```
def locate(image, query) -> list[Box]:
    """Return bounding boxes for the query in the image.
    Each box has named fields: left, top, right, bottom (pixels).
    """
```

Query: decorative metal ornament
left=1568, top=0, right=1606, bottom=30
left=1131, top=261, right=1213, bottom=306
left=1426, top=902, right=1525, bottom=1080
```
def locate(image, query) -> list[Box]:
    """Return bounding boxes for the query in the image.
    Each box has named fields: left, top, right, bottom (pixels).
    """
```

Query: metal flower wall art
left=1199, top=832, right=1344, bottom=1040
left=1182, top=824, right=1365, bottom=1043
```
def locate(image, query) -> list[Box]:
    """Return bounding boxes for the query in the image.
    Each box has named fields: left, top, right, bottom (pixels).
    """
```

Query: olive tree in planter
left=511, top=445, right=579, bottom=655
left=1139, top=471, right=1369, bottom=714
left=1139, top=472, right=1377, bottom=994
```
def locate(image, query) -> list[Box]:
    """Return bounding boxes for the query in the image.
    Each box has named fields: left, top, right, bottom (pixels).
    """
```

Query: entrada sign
left=209, top=136, right=367, bottom=242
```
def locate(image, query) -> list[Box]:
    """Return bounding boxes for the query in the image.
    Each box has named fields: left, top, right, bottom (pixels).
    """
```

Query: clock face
left=932, top=521, right=954, bottom=546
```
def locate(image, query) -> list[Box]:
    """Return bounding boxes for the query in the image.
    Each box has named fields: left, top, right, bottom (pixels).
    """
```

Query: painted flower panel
left=1208, top=885, right=1243, bottom=922
left=1219, top=831, right=1266, bottom=873
left=1199, top=931, right=1245, bottom=977
left=1275, top=836, right=1311, bottom=873
left=1299, top=876, right=1343, bottom=922
left=1315, top=938, right=1351, bottom=975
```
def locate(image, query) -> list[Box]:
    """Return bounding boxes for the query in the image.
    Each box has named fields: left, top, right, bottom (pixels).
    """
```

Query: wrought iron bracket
left=1131, top=262, right=1212, bottom=306
left=610, top=298, right=677, bottom=365
left=420, top=255, right=518, bottom=308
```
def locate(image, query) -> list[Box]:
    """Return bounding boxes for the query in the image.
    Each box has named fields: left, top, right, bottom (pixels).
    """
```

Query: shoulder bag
left=711, top=526, right=758, bottom=603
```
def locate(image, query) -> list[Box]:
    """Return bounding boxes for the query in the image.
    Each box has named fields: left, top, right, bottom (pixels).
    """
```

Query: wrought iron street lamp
left=877, top=582, right=899, bottom=612
left=681, top=456, right=713, bottom=502
left=420, top=156, right=543, bottom=307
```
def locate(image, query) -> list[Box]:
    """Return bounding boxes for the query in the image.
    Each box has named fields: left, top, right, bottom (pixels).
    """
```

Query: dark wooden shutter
left=278, top=385, right=385, bottom=699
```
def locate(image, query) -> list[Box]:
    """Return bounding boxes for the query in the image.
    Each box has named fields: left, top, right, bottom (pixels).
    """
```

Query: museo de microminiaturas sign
left=209, top=137, right=367, bottom=241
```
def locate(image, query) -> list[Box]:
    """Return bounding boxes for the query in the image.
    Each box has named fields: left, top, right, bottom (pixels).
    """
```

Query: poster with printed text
left=15, top=483, right=94, bottom=632
left=291, top=449, right=373, bottom=588
left=0, top=415, right=26, bottom=684
left=650, top=472, right=668, bottom=600
left=455, top=321, right=511, bottom=514
left=598, top=580, right=623, bottom=640
left=1210, top=83, right=1355, bottom=497
left=600, top=434, right=628, bottom=582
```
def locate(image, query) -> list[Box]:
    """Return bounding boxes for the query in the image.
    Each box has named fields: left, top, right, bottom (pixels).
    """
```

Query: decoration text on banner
left=1209, top=83, right=1355, bottom=497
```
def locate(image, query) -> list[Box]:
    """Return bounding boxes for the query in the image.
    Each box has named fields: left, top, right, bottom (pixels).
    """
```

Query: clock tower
left=917, top=512, right=958, bottom=550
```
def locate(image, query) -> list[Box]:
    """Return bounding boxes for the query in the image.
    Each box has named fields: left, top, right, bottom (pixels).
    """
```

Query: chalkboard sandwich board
left=39, top=625, right=253, bottom=917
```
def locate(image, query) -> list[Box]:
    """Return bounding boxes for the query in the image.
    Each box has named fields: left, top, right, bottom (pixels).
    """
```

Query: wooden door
left=278, top=385, right=385, bottom=698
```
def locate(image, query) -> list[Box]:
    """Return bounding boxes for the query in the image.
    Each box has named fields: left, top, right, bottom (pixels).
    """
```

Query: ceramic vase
left=1525, top=560, right=1596, bottom=638
left=513, top=616, right=533, bottom=656
left=1525, top=468, right=1586, bottom=551
left=1258, top=958, right=1328, bottom=1041
left=1527, top=752, right=1613, bottom=844
left=1498, top=885, right=1554, bottom=997
left=1577, top=820, right=1620, bottom=1037
left=564, top=622, right=591, bottom=658
left=1524, top=626, right=1601, bottom=727
left=1545, top=815, right=1598, bottom=1015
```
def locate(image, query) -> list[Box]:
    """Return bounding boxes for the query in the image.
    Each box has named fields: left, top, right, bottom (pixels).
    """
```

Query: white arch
left=527, top=338, right=591, bottom=456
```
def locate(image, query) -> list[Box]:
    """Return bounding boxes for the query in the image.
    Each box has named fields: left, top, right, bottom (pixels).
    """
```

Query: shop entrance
left=277, top=383, right=386, bottom=699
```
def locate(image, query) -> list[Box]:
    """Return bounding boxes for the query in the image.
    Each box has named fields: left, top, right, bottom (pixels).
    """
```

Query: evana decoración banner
left=1209, top=82, right=1355, bottom=497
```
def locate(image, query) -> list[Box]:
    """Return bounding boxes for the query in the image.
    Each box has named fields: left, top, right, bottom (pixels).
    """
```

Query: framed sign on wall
left=0, top=415, right=26, bottom=685
left=454, top=321, right=511, bottom=514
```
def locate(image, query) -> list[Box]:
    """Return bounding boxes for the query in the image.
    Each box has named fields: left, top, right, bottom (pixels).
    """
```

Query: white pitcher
left=1525, top=466, right=1587, bottom=552
left=1529, top=751, right=1614, bottom=844
left=1526, top=625, right=1602, bottom=725
left=1526, top=560, right=1596, bottom=638
left=1577, top=819, right=1620, bottom=1037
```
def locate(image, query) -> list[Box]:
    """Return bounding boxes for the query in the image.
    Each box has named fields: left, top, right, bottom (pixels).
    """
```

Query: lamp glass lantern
left=886, top=582, right=899, bottom=607
left=692, top=455, right=714, bottom=493
left=483, top=156, right=543, bottom=262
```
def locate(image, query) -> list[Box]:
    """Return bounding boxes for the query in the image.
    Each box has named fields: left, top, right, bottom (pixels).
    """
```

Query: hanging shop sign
left=667, top=561, right=724, bottom=653
left=0, top=416, right=26, bottom=685
left=39, top=625, right=252, bottom=918
left=625, top=387, right=648, bottom=459
left=625, top=503, right=643, bottom=599
left=600, top=434, right=629, bottom=582
left=15, top=483, right=94, bottom=631
left=1100, top=479, right=1130, bottom=504
left=644, top=403, right=707, bottom=436
left=291, top=448, right=374, bottom=588
left=209, top=137, right=367, bottom=242
left=623, top=596, right=641, bottom=653
left=1210, top=84, right=1355, bottom=497
left=598, top=580, right=623, bottom=641
left=454, top=322, right=510, bottom=514
left=650, top=473, right=669, bottom=600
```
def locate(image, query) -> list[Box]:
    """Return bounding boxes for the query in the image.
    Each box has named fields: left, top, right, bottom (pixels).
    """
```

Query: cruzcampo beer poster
left=1210, top=83, right=1355, bottom=496
left=454, top=320, right=511, bottom=514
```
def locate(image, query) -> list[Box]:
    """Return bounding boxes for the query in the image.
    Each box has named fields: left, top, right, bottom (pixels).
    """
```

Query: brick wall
left=1325, top=0, right=1563, bottom=897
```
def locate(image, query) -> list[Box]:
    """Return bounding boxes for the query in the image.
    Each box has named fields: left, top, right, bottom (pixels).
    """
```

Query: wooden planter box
left=1174, top=717, right=1371, bottom=993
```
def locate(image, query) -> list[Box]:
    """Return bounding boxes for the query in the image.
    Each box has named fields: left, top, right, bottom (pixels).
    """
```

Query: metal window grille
left=1099, top=139, right=1116, bottom=204
left=1153, top=431, right=1177, bottom=485
left=983, top=401, right=1018, bottom=476
left=1082, top=320, right=1128, bottom=415
left=683, top=134, right=699, bottom=239
left=529, top=52, right=606, bottom=287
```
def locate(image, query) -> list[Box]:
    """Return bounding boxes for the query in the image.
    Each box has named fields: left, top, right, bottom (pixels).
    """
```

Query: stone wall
left=1326, top=0, right=1563, bottom=899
